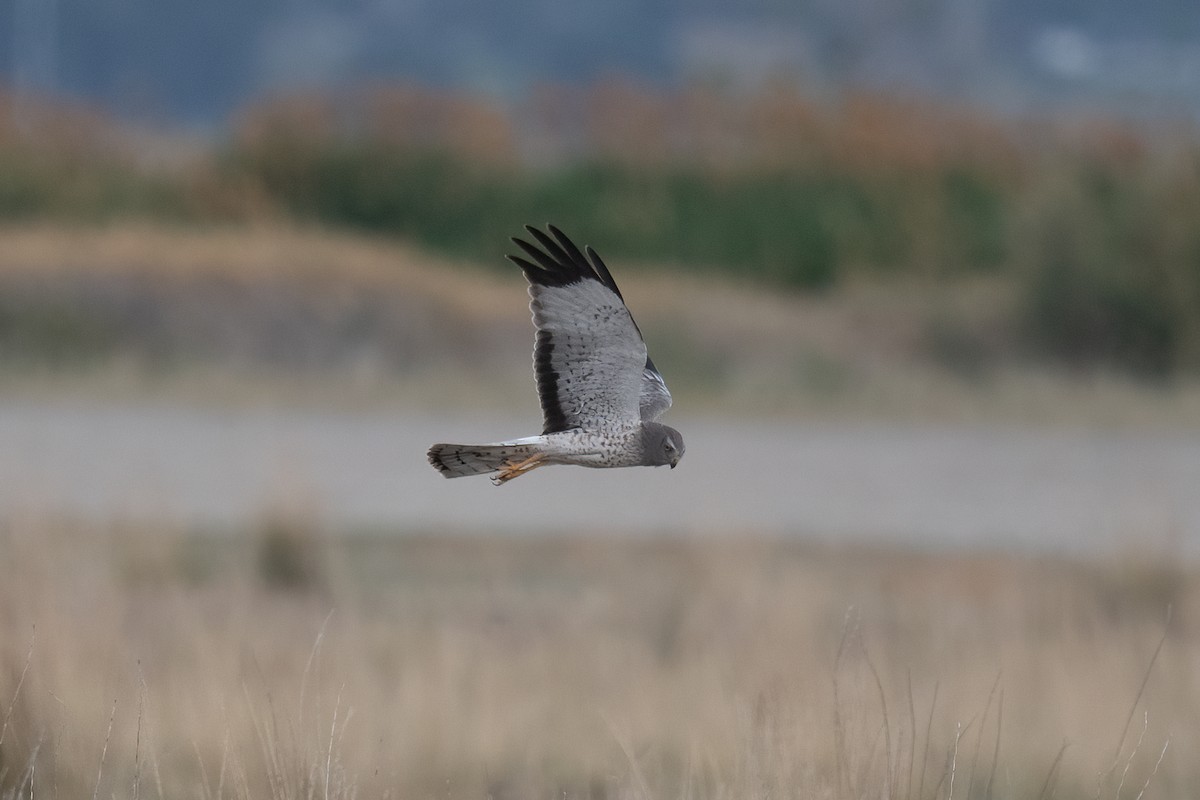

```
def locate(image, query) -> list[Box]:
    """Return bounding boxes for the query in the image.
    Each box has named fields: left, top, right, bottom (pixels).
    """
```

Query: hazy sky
left=4, top=0, right=1198, bottom=126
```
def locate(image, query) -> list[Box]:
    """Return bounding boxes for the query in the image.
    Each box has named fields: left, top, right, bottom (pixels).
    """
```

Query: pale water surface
left=2, top=401, right=1199, bottom=556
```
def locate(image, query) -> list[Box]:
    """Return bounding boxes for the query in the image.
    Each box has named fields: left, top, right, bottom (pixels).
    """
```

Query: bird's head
left=645, top=423, right=685, bottom=469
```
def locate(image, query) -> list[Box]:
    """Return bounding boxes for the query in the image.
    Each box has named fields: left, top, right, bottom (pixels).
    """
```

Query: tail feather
left=427, top=442, right=541, bottom=478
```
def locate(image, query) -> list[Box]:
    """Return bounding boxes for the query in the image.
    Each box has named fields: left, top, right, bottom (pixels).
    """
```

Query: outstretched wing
left=508, top=224, right=662, bottom=434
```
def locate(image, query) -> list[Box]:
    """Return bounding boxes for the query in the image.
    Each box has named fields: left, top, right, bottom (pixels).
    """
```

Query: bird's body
left=429, top=424, right=650, bottom=476
left=427, top=225, right=685, bottom=484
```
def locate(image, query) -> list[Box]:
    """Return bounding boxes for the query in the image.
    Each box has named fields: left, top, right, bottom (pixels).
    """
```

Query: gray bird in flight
left=428, top=224, right=685, bottom=484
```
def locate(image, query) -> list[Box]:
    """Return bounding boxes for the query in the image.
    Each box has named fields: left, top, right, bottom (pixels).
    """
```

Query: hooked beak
left=670, top=457, right=679, bottom=469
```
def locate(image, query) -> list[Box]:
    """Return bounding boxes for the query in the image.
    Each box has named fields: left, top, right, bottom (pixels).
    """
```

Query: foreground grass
left=0, top=518, right=1191, bottom=799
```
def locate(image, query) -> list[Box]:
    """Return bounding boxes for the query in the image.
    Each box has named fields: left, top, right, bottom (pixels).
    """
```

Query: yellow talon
left=492, top=452, right=546, bottom=485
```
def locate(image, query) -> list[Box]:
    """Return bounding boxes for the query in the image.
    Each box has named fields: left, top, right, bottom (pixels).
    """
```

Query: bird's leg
left=491, top=452, right=547, bottom=485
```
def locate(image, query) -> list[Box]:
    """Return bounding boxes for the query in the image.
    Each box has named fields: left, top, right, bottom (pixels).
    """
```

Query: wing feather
left=508, top=225, right=667, bottom=434
left=640, top=357, right=673, bottom=421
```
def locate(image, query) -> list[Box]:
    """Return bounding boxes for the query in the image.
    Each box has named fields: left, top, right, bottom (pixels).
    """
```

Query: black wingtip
left=507, top=224, right=627, bottom=302
left=509, top=224, right=581, bottom=288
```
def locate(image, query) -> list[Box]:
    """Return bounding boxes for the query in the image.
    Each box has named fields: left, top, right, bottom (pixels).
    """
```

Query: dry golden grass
left=0, top=516, right=1194, bottom=799
left=5, top=221, right=1200, bottom=426
left=0, top=222, right=516, bottom=320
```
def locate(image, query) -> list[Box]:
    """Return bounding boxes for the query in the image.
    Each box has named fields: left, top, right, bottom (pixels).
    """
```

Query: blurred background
left=1, top=1, right=1199, bottom=798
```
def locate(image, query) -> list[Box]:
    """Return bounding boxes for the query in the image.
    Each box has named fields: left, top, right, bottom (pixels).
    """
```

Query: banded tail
left=427, top=441, right=547, bottom=484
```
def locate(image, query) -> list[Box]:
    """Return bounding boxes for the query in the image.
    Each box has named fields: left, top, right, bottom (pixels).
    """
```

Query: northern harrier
left=428, top=224, right=685, bottom=484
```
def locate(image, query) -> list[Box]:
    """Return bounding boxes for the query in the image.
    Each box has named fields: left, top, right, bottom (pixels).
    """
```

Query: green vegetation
left=3, top=86, right=1200, bottom=375
left=1019, top=161, right=1200, bottom=376
left=229, top=146, right=912, bottom=288
left=0, top=151, right=191, bottom=222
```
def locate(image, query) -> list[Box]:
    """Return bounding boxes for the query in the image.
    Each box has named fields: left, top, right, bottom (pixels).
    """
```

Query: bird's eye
left=664, top=439, right=676, bottom=453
